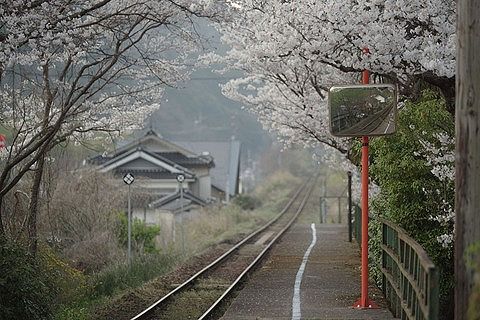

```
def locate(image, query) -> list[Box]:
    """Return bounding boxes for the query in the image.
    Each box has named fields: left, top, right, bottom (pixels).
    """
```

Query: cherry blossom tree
left=0, top=0, right=224, bottom=252
left=206, top=0, right=455, bottom=154
left=208, top=0, right=457, bottom=259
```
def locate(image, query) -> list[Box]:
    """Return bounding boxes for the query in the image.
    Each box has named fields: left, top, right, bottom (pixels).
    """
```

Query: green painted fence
left=351, top=208, right=439, bottom=320
left=380, top=218, right=439, bottom=320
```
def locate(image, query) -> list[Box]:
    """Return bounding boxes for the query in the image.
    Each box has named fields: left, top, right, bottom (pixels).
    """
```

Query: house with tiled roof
left=174, top=140, right=241, bottom=201
left=90, top=130, right=215, bottom=200
left=89, top=130, right=243, bottom=247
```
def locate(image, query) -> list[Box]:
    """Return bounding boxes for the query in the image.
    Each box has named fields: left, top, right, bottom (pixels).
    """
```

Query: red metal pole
left=361, top=66, right=370, bottom=308
left=362, top=69, right=370, bottom=86
left=354, top=60, right=378, bottom=309
left=360, top=135, right=370, bottom=307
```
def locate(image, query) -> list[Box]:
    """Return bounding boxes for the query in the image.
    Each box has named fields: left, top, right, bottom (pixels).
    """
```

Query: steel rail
left=198, top=175, right=317, bottom=320
left=131, top=178, right=312, bottom=320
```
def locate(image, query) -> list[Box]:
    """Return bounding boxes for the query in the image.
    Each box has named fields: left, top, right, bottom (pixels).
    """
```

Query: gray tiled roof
left=89, top=145, right=213, bottom=169
left=99, top=147, right=194, bottom=176
left=115, top=168, right=177, bottom=179
left=155, top=152, right=214, bottom=167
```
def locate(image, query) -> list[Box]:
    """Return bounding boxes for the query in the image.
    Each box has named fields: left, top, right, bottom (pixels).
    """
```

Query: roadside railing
left=380, top=218, right=439, bottom=320
left=351, top=207, right=439, bottom=320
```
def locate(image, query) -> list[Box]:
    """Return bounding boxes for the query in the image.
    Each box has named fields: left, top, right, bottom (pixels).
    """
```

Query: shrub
left=255, top=170, right=301, bottom=207
left=44, top=171, right=124, bottom=273
left=90, top=253, right=177, bottom=298
left=38, top=244, right=89, bottom=306
left=369, top=90, right=454, bottom=319
left=117, top=214, right=161, bottom=254
left=54, top=305, right=90, bottom=320
left=233, top=194, right=261, bottom=210
left=0, top=240, right=56, bottom=320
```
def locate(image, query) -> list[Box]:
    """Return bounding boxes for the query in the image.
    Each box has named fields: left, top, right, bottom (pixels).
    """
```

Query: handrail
left=379, top=217, right=439, bottom=320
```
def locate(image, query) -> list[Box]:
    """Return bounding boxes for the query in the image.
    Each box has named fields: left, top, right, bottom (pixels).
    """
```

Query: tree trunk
left=25, top=63, right=54, bottom=256
left=27, top=155, right=46, bottom=256
left=455, top=1, right=480, bottom=319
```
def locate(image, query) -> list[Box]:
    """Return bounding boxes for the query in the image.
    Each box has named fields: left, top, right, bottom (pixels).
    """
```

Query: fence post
left=348, top=171, right=352, bottom=242
left=429, top=267, right=439, bottom=320
left=353, top=205, right=362, bottom=248
left=338, top=197, right=342, bottom=223
left=319, top=197, right=323, bottom=223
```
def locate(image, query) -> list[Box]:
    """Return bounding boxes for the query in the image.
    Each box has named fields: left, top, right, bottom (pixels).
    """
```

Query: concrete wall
left=198, top=175, right=211, bottom=199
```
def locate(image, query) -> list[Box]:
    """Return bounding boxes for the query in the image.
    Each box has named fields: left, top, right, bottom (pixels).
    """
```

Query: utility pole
left=177, top=174, right=186, bottom=254
left=353, top=52, right=377, bottom=309
left=180, top=182, right=185, bottom=254
left=322, top=177, right=327, bottom=223
left=347, top=171, right=352, bottom=242
left=226, top=173, right=230, bottom=203
left=455, top=1, right=480, bottom=318
left=123, top=173, right=135, bottom=266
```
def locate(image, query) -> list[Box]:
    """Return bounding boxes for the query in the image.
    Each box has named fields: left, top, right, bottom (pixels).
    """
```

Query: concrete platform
left=221, top=222, right=397, bottom=320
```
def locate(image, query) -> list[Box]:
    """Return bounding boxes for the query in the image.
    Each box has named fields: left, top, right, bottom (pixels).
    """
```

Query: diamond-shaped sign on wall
left=123, top=173, right=135, bottom=185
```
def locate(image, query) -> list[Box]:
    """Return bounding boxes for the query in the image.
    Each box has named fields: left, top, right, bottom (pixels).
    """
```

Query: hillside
left=147, top=20, right=270, bottom=157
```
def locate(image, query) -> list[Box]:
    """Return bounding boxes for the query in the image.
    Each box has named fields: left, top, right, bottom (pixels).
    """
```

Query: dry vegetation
left=1, top=142, right=318, bottom=320
left=88, top=169, right=302, bottom=319
left=42, top=171, right=125, bottom=272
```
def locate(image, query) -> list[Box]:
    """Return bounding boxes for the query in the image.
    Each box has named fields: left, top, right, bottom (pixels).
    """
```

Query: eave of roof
left=113, top=130, right=196, bottom=157
left=148, top=189, right=207, bottom=208
left=98, top=147, right=194, bottom=177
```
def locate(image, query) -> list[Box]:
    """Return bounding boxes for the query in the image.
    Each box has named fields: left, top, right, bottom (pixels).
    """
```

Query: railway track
left=130, top=176, right=318, bottom=320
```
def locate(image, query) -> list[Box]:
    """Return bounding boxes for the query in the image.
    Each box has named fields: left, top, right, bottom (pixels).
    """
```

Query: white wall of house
left=132, top=206, right=201, bottom=249
left=132, top=207, right=174, bottom=248
left=198, top=175, right=211, bottom=199
left=190, top=167, right=211, bottom=199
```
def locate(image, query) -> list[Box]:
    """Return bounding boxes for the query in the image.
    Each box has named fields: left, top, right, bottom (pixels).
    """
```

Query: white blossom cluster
left=205, top=0, right=455, bottom=153
left=0, top=0, right=219, bottom=149
left=419, top=132, right=455, bottom=182
left=0, top=146, right=10, bottom=160
left=437, top=233, right=453, bottom=248
left=418, top=132, right=455, bottom=248
left=419, top=182, right=454, bottom=248
left=0, top=0, right=223, bottom=198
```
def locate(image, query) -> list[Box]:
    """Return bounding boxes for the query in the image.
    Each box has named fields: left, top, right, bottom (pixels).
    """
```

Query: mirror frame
left=328, top=84, right=398, bottom=137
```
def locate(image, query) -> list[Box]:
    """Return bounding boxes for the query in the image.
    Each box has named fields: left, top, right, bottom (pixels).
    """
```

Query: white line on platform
left=292, top=223, right=317, bottom=320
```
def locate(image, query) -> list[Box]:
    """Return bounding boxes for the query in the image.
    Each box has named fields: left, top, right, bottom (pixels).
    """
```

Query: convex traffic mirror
left=328, top=84, right=397, bottom=137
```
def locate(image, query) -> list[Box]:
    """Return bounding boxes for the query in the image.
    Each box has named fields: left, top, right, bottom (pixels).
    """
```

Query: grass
left=180, top=171, right=300, bottom=256
left=91, top=253, right=178, bottom=298
left=54, top=253, right=179, bottom=320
